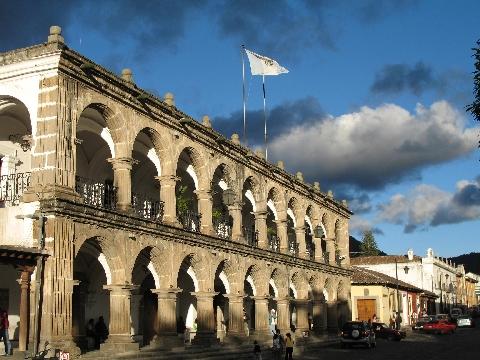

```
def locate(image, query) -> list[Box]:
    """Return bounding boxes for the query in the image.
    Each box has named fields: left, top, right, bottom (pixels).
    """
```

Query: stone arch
left=131, top=127, right=169, bottom=177
left=308, top=274, right=324, bottom=301
left=245, top=264, right=267, bottom=296
left=270, top=267, right=288, bottom=298
left=267, top=187, right=283, bottom=220
left=243, top=176, right=261, bottom=212
left=324, top=277, right=335, bottom=302
left=174, top=146, right=209, bottom=190
left=291, top=271, right=309, bottom=299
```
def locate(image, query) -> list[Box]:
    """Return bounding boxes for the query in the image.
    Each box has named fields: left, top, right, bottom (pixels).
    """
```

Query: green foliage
left=467, top=39, right=480, bottom=123
left=212, top=208, right=223, bottom=220
left=176, top=185, right=191, bottom=213
left=267, top=226, right=276, bottom=236
left=360, top=230, right=380, bottom=256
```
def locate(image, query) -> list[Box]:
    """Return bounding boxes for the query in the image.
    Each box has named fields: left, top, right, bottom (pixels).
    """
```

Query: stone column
left=276, top=298, right=290, bottom=334
left=224, top=294, right=245, bottom=337
left=191, top=291, right=218, bottom=345
left=326, top=300, right=338, bottom=333
left=108, top=157, right=135, bottom=212
left=252, top=296, right=270, bottom=338
left=156, top=175, right=180, bottom=226
left=313, top=236, right=324, bottom=263
left=254, top=211, right=267, bottom=249
left=102, top=284, right=139, bottom=352
left=151, top=288, right=182, bottom=347
left=312, top=300, right=325, bottom=334
left=194, top=190, right=215, bottom=235
left=294, top=299, right=309, bottom=334
left=18, top=269, right=31, bottom=352
left=276, top=220, right=288, bottom=254
left=295, top=227, right=307, bottom=259
left=326, top=238, right=336, bottom=265
left=228, top=203, right=243, bottom=242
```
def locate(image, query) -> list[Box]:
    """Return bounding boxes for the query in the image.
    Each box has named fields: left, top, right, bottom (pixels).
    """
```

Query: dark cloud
left=356, top=0, right=418, bottom=23
left=332, top=187, right=373, bottom=214
left=213, top=96, right=325, bottom=146
left=452, top=178, right=480, bottom=206
left=371, top=62, right=441, bottom=95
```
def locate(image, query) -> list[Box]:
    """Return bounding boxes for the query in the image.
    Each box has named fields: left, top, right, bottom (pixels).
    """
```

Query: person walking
left=284, top=332, right=294, bottom=360
left=0, top=309, right=11, bottom=356
left=253, top=340, right=262, bottom=360
left=272, top=331, right=281, bottom=360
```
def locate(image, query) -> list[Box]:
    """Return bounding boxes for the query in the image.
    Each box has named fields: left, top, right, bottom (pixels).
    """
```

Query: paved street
left=302, top=324, right=480, bottom=360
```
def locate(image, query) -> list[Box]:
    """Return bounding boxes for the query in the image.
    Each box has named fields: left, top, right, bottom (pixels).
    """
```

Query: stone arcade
left=0, top=26, right=352, bottom=356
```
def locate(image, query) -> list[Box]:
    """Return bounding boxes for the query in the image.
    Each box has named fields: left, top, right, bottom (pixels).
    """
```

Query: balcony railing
left=132, top=193, right=164, bottom=222
left=213, top=215, right=232, bottom=240
left=75, top=176, right=116, bottom=210
left=0, top=172, right=30, bottom=207
left=306, top=243, right=315, bottom=261
left=288, top=237, right=299, bottom=257
left=323, top=251, right=330, bottom=264
left=178, top=210, right=201, bottom=232
left=268, top=234, right=280, bottom=252
left=243, top=227, right=258, bottom=247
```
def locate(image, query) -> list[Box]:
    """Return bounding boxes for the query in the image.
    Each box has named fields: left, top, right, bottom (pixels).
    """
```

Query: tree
left=467, top=39, right=480, bottom=124
left=360, top=230, right=380, bottom=256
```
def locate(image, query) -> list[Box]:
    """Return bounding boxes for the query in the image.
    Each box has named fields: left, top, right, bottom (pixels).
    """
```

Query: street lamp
left=313, top=224, right=325, bottom=238
left=222, top=188, right=236, bottom=206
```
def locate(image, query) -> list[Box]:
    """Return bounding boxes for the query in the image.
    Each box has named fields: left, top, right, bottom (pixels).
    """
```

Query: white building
left=351, top=248, right=459, bottom=315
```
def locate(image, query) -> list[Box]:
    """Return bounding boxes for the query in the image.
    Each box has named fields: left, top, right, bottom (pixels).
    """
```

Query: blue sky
left=1, top=0, right=479, bottom=258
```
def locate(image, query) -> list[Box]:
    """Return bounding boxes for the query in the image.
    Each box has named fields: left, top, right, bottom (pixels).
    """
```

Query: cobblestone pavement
left=301, top=323, right=479, bottom=360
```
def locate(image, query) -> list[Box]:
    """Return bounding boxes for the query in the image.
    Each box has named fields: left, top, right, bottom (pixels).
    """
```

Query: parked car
left=450, top=308, right=463, bottom=320
left=372, top=322, right=406, bottom=340
left=340, top=321, right=376, bottom=348
left=423, top=320, right=457, bottom=334
left=456, top=315, right=475, bottom=328
left=435, top=314, right=450, bottom=321
left=412, top=315, right=435, bottom=330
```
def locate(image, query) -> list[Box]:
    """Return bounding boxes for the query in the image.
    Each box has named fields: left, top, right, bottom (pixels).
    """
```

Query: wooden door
left=357, top=299, right=376, bottom=321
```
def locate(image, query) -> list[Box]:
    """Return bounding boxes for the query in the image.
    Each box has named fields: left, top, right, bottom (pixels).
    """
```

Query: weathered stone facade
left=0, top=26, right=352, bottom=355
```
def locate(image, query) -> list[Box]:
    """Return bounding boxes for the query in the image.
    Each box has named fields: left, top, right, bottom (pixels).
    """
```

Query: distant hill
left=448, top=252, right=480, bottom=274
left=349, top=236, right=387, bottom=257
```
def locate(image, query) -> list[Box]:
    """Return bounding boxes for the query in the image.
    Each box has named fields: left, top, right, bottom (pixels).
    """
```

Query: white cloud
left=269, top=100, right=477, bottom=189
left=378, top=178, right=480, bottom=232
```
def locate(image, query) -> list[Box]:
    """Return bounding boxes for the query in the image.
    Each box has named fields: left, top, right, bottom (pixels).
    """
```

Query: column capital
left=223, top=294, right=244, bottom=302
left=191, top=291, right=219, bottom=299
left=107, top=157, right=138, bottom=170
left=295, top=226, right=306, bottom=233
left=155, top=175, right=180, bottom=183
left=293, top=298, right=310, bottom=305
left=227, top=203, right=243, bottom=212
left=250, top=295, right=269, bottom=302
left=274, top=219, right=287, bottom=226
left=253, top=210, right=268, bottom=219
left=313, top=299, right=326, bottom=305
left=103, top=284, right=139, bottom=294
left=194, top=189, right=212, bottom=200
left=151, top=288, right=182, bottom=298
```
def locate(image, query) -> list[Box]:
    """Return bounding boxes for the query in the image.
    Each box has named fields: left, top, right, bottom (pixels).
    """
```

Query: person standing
left=272, top=332, right=281, bottom=360
left=95, top=316, right=109, bottom=348
left=284, top=332, right=294, bottom=360
left=0, top=309, right=11, bottom=356
left=395, top=312, right=402, bottom=330
left=253, top=340, right=262, bottom=360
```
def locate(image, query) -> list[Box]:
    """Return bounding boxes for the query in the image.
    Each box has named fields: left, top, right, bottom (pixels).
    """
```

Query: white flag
left=245, top=49, right=289, bottom=76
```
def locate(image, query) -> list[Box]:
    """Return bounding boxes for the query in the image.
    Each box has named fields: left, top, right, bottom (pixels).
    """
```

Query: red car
left=423, top=320, right=457, bottom=334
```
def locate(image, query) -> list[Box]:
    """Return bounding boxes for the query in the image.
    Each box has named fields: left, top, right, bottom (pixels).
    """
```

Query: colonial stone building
left=0, top=26, right=352, bottom=356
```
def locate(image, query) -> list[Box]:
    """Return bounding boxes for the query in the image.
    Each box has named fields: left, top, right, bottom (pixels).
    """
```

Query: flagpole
left=241, top=45, right=247, bottom=145
left=263, top=75, right=268, bottom=160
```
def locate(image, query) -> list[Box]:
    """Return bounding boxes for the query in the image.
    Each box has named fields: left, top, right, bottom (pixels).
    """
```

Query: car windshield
left=343, top=322, right=363, bottom=330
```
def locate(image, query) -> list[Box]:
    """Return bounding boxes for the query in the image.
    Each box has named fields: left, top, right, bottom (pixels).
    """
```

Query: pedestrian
left=85, top=318, right=95, bottom=350
left=389, top=314, right=395, bottom=329
left=253, top=340, right=262, bottom=360
left=284, top=332, right=294, bottom=360
left=272, top=332, right=281, bottom=360
left=395, top=312, right=402, bottom=330
left=95, top=316, right=109, bottom=348
left=0, top=309, right=11, bottom=356
left=372, top=313, right=377, bottom=322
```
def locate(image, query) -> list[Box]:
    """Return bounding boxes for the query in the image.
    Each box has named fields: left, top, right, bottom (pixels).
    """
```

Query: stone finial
left=342, top=199, right=348, bottom=208
left=202, top=115, right=212, bottom=128
left=327, top=190, right=333, bottom=198
left=164, top=92, right=175, bottom=106
left=313, top=181, right=320, bottom=191
left=231, top=133, right=240, bottom=144
left=296, top=172, right=304, bottom=182
left=407, top=249, right=414, bottom=261
left=121, top=68, right=133, bottom=82
left=277, top=160, right=284, bottom=169
left=48, top=25, right=64, bottom=43
left=255, top=149, right=265, bottom=159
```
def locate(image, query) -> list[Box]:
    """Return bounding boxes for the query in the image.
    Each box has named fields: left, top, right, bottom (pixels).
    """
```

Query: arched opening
left=289, top=282, right=297, bottom=331
left=305, top=208, right=315, bottom=261
left=334, top=220, right=341, bottom=265
left=267, top=189, right=280, bottom=252
left=242, top=178, right=257, bottom=246
left=75, top=105, right=115, bottom=210
left=321, top=214, right=328, bottom=263
left=214, top=262, right=230, bottom=340
left=131, top=247, right=161, bottom=346
left=286, top=209, right=297, bottom=257
left=177, top=256, right=198, bottom=342
left=131, top=129, right=163, bottom=221
left=243, top=277, right=255, bottom=336
left=0, top=96, right=32, bottom=207
left=72, top=239, right=111, bottom=352
left=211, top=165, right=233, bottom=240
left=175, top=149, right=200, bottom=231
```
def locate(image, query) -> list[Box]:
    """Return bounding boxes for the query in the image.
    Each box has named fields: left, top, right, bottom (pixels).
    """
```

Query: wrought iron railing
left=213, top=215, right=232, bottom=240
left=178, top=210, right=201, bottom=232
left=268, top=234, right=280, bottom=252
left=243, top=227, right=258, bottom=247
left=0, top=172, right=30, bottom=207
left=288, top=237, right=299, bottom=257
left=75, top=176, right=116, bottom=210
left=323, top=251, right=330, bottom=264
left=131, top=193, right=164, bottom=222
